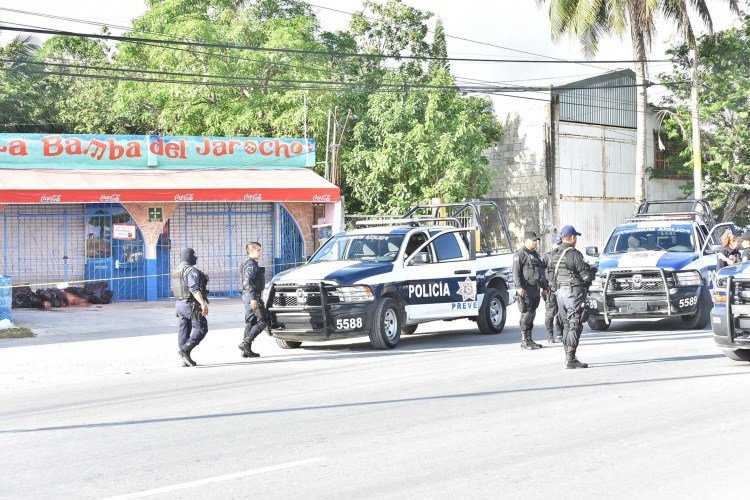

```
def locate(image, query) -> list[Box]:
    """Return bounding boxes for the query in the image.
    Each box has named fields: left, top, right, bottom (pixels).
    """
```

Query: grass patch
left=0, top=327, right=36, bottom=339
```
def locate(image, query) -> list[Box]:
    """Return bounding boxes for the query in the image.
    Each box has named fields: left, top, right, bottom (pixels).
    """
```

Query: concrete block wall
left=484, top=114, right=550, bottom=249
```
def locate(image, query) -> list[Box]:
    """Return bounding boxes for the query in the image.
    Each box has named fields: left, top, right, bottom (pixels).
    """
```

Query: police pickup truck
left=263, top=201, right=517, bottom=349
left=710, top=264, right=750, bottom=362
left=584, top=200, right=734, bottom=331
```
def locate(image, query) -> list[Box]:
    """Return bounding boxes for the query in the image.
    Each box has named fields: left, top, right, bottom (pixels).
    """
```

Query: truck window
left=432, top=233, right=465, bottom=262
left=405, top=232, right=429, bottom=256
left=604, top=226, right=695, bottom=253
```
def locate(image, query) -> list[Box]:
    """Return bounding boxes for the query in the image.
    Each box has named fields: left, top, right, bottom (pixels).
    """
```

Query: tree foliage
left=0, top=0, right=502, bottom=214
left=661, top=14, right=750, bottom=224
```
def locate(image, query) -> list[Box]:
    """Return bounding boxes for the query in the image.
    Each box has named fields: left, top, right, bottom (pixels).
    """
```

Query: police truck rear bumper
left=269, top=301, right=377, bottom=342
left=587, top=286, right=702, bottom=319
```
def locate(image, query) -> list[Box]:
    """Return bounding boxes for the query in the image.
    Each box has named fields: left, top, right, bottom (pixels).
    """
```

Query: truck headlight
left=331, top=286, right=374, bottom=303
left=674, top=271, right=702, bottom=287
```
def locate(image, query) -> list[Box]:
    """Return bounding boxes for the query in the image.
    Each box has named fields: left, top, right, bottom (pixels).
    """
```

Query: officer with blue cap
left=548, top=226, right=597, bottom=368
left=541, top=234, right=564, bottom=343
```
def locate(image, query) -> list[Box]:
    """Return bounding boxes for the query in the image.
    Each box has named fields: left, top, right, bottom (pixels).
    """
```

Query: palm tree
left=536, top=0, right=739, bottom=203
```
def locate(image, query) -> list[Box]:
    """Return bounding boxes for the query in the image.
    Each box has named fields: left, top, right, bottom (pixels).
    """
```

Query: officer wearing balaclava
left=172, top=247, right=209, bottom=367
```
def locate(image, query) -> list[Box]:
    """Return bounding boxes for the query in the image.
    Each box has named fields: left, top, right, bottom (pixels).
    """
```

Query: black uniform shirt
left=513, top=246, right=547, bottom=290
left=743, top=247, right=750, bottom=263
left=241, top=257, right=264, bottom=301
left=550, top=243, right=595, bottom=288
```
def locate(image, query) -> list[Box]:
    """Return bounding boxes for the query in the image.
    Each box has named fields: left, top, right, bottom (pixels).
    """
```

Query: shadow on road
left=591, top=353, right=725, bottom=367
left=5, top=370, right=750, bottom=435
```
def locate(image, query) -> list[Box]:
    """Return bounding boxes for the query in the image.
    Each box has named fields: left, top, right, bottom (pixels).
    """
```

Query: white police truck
left=263, top=201, right=517, bottom=349
left=585, top=200, right=734, bottom=331
left=710, top=264, right=750, bottom=362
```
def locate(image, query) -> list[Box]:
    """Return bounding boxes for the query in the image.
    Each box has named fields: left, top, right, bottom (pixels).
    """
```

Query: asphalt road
left=2, top=302, right=750, bottom=499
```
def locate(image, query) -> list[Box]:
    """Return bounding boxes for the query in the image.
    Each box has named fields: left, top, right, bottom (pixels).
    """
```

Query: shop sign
left=113, top=224, right=137, bottom=240
left=0, top=134, right=316, bottom=169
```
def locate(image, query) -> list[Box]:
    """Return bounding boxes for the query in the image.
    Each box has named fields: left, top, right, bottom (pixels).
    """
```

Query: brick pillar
left=281, top=202, right=315, bottom=254
left=121, top=202, right=179, bottom=301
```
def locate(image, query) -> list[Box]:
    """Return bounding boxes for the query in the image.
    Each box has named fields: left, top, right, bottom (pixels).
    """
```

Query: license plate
left=627, top=302, right=648, bottom=313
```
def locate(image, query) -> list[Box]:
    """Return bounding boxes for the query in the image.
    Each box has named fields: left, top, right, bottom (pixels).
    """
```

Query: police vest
left=240, top=259, right=265, bottom=292
left=170, top=263, right=193, bottom=300
left=521, top=250, right=545, bottom=286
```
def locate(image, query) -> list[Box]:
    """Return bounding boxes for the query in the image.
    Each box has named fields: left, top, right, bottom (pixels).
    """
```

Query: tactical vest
left=171, top=263, right=193, bottom=300
left=522, top=250, right=545, bottom=286
left=240, top=259, right=265, bottom=292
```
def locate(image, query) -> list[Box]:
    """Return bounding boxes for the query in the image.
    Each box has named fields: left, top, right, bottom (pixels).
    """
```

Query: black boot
left=521, top=332, right=542, bottom=350
left=238, top=338, right=260, bottom=358
left=565, top=348, right=588, bottom=369
left=179, top=340, right=197, bottom=367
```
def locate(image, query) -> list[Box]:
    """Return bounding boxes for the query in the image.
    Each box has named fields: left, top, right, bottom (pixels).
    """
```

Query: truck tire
left=722, top=349, right=750, bottom=362
left=477, top=288, right=506, bottom=334
left=402, top=324, right=418, bottom=336
left=587, top=318, right=610, bottom=331
left=369, top=297, right=402, bottom=349
left=681, top=287, right=712, bottom=330
left=275, top=339, right=302, bottom=349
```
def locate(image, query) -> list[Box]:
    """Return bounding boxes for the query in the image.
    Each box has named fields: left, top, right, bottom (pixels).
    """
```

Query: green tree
left=536, top=0, right=738, bottom=203
left=662, top=15, right=750, bottom=224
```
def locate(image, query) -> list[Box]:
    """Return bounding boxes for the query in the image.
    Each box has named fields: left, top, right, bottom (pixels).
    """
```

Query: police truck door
left=402, top=230, right=478, bottom=322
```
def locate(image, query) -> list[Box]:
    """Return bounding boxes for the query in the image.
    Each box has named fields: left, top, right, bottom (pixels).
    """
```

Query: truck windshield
left=310, top=234, right=405, bottom=263
left=604, top=226, right=695, bottom=254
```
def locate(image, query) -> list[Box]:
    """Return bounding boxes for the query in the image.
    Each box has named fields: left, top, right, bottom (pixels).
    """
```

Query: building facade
left=486, top=70, right=687, bottom=252
left=0, top=134, right=342, bottom=301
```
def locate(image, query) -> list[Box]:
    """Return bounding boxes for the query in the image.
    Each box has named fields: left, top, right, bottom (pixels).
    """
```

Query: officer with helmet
left=171, top=248, right=209, bottom=367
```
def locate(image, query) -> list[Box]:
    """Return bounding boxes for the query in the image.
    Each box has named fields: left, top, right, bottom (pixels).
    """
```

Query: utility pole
left=690, top=49, right=703, bottom=199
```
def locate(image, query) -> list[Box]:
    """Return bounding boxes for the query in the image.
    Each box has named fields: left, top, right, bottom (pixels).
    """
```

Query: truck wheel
left=477, top=288, right=506, bottom=334
left=722, top=349, right=750, bottom=362
left=681, top=287, right=712, bottom=330
left=587, top=318, right=610, bottom=331
left=402, top=324, right=418, bottom=336
left=276, top=339, right=302, bottom=349
left=369, top=297, right=402, bottom=349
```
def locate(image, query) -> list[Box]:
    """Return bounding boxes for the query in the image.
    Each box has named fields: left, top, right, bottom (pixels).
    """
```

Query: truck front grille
left=606, top=272, right=665, bottom=293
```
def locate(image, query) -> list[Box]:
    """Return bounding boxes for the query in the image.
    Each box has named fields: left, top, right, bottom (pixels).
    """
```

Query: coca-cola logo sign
left=174, top=193, right=195, bottom=202
left=99, top=194, right=121, bottom=203
left=243, top=193, right=263, bottom=202
left=312, top=194, right=332, bottom=202
left=40, top=194, right=61, bottom=203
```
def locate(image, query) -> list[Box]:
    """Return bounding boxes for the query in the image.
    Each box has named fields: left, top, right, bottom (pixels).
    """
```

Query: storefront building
left=0, top=134, right=341, bottom=301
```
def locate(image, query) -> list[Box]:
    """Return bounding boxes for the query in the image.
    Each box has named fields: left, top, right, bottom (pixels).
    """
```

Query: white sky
left=0, top=0, right=742, bottom=118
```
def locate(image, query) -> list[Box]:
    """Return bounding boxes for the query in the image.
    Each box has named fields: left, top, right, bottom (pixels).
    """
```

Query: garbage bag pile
left=12, top=282, right=114, bottom=309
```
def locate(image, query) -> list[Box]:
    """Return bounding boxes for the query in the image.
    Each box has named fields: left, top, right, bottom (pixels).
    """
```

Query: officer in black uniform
left=172, top=248, right=209, bottom=367
left=542, top=234, right=564, bottom=344
left=741, top=232, right=750, bottom=263
left=550, top=226, right=597, bottom=369
left=512, top=230, right=547, bottom=350
left=238, top=241, right=268, bottom=358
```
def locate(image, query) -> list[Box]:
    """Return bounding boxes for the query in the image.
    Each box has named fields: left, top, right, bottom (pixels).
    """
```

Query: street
left=2, top=302, right=749, bottom=499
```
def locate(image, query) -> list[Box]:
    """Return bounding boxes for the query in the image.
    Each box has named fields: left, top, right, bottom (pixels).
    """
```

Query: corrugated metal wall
left=556, top=122, right=636, bottom=250
left=557, top=72, right=636, bottom=129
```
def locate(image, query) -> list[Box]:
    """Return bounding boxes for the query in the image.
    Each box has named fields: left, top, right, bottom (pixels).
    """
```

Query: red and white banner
left=0, top=188, right=341, bottom=204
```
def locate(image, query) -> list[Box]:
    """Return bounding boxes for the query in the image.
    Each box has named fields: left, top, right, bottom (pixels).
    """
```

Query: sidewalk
left=4, top=298, right=246, bottom=346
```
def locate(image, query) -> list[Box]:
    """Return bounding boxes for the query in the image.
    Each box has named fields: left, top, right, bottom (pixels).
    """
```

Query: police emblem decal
left=457, top=277, right=477, bottom=302
left=295, top=288, right=307, bottom=304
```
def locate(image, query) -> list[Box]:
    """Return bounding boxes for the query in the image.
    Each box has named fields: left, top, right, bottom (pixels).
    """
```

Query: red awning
left=0, top=168, right=340, bottom=203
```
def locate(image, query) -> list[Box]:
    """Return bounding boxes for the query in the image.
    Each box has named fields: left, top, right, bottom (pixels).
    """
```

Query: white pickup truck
left=263, top=201, right=518, bottom=349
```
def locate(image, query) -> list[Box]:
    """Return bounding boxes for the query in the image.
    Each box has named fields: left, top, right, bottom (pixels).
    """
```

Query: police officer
left=238, top=242, right=268, bottom=358
left=542, top=234, right=564, bottom=344
left=550, top=226, right=597, bottom=369
left=172, top=248, right=209, bottom=367
left=512, top=230, right=547, bottom=350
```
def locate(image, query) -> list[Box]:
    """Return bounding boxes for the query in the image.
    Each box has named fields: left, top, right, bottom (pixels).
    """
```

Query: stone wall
left=121, top=202, right=179, bottom=259
left=281, top=202, right=315, bottom=254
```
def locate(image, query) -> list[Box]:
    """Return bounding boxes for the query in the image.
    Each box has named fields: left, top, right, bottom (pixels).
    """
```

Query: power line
left=0, top=25, right=673, bottom=64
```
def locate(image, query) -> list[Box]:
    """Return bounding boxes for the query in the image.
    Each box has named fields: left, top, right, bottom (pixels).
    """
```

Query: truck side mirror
left=409, top=252, right=430, bottom=265
left=586, top=246, right=599, bottom=257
